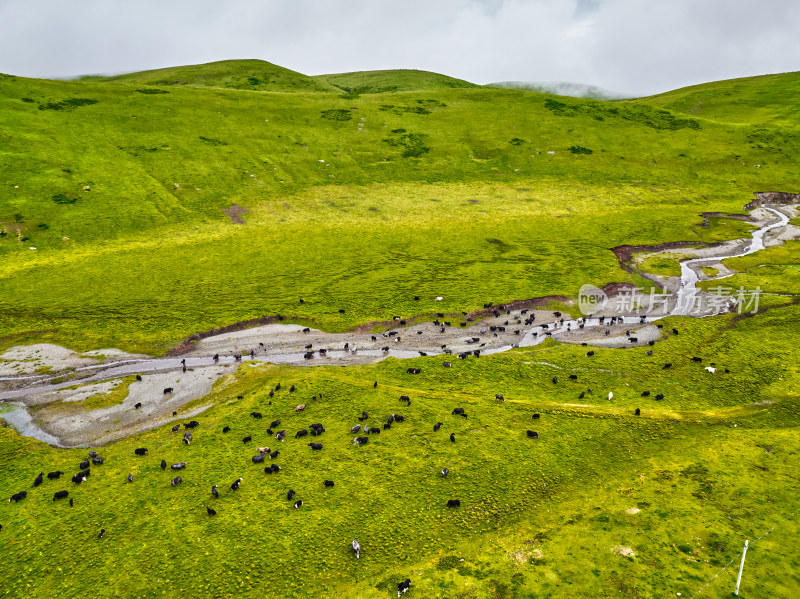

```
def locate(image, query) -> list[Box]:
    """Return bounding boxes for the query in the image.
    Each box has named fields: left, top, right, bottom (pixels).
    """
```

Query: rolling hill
left=0, top=60, right=799, bottom=599
left=312, top=69, right=478, bottom=93
left=0, top=63, right=798, bottom=352
left=634, top=70, right=800, bottom=125
left=79, top=58, right=339, bottom=93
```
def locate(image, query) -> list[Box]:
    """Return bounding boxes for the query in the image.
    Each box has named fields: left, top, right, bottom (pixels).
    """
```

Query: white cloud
left=0, top=0, right=797, bottom=95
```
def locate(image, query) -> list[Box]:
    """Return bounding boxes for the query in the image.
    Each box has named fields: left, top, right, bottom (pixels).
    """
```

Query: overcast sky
left=1, top=0, right=797, bottom=96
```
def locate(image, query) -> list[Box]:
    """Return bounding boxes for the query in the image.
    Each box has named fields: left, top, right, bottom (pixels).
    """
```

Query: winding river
left=0, top=206, right=793, bottom=444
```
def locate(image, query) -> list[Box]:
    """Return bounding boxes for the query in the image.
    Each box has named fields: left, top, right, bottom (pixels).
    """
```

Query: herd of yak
left=5, top=307, right=710, bottom=597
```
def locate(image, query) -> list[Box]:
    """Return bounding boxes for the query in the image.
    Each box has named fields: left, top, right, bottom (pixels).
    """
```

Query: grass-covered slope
left=1, top=305, right=799, bottom=598
left=634, top=70, right=800, bottom=125
left=0, top=66, right=798, bottom=353
left=312, top=69, right=478, bottom=93
left=80, top=59, right=339, bottom=93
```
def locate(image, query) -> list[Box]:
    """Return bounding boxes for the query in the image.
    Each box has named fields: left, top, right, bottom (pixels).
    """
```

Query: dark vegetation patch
left=417, top=98, right=447, bottom=107
left=379, top=104, right=432, bottom=115
left=135, top=88, right=169, bottom=95
left=569, top=145, right=593, bottom=154
left=198, top=136, right=227, bottom=146
left=51, top=193, right=77, bottom=205
left=544, top=98, right=700, bottom=131
left=382, top=128, right=431, bottom=157
left=320, top=109, right=352, bottom=121
left=38, top=98, right=98, bottom=111
left=509, top=138, right=525, bottom=145
left=21, top=97, right=36, bottom=103
left=118, top=145, right=160, bottom=156
left=337, top=85, right=400, bottom=98
left=437, top=555, right=461, bottom=570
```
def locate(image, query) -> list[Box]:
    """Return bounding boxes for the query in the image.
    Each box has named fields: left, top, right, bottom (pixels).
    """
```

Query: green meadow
left=1, top=60, right=799, bottom=598
left=1, top=306, right=799, bottom=598
left=1, top=61, right=798, bottom=353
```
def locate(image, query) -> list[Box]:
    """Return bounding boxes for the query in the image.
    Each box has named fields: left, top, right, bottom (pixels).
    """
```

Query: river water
left=0, top=206, right=792, bottom=444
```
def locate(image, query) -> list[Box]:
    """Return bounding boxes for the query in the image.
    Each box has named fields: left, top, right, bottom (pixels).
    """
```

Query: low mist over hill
left=490, top=80, right=633, bottom=100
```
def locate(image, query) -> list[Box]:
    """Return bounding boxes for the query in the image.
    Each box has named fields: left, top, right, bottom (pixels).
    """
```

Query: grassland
left=312, top=69, right=478, bottom=93
left=80, top=59, right=339, bottom=93
left=1, top=63, right=798, bottom=354
left=0, top=60, right=799, bottom=598
left=1, top=303, right=799, bottom=598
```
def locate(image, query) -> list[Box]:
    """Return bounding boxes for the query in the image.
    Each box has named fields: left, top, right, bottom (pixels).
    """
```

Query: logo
left=578, top=284, right=607, bottom=315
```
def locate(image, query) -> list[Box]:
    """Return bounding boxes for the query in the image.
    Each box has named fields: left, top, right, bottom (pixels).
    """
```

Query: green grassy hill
left=79, top=59, right=339, bottom=93
left=1, top=65, right=797, bottom=353
left=312, top=69, right=478, bottom=93
left=1, top=61, right=799, bottom=599
left=634, top=70, right=800, bottom=124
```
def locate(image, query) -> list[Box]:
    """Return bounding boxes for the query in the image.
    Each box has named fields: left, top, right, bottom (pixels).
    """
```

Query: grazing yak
left=527, top=430, right=539, bottom=439
left=308, top=443, right=323, bottom=450
left=207, top=506, right=216, bottom=516
left=230, top=478, right=242, bottom=491
left=352, top=540, right=360, bottom=559
left=171, top=477, right=183, bottom=486
left=134, top=448, right=147, bottom=456
left=441, top=468, right=449, bottom=477
left=171, top=462, right=186, bottom=470
left=33, top=472, right=43, bottom=487
left=446, top=499, right=461, bottom=507
left=9, top=491, right=27, bottom=503
left=323, top=480, right=334, bottom=488
left=353, top=437, right=369, bottom=445
left=47, top=471, right=64, bottom=480
left=398, top=578, right=411, bottom=596
left=293, top=500, right=303, bottom=509
left=53, top=490, right=69, bottom=501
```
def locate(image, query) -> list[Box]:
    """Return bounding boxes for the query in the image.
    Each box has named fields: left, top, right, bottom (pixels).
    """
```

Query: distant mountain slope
left=634, top=71, right=800, bottom=124
left=490, top=81, right=632, bottom=100
left=81, top=59, right=339, bottom=93
left=312, top=69, right=478, bottom=93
